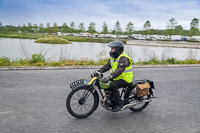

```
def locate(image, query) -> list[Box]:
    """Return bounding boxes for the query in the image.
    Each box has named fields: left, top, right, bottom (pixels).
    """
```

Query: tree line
left=0, top=17, right=200, bottom=36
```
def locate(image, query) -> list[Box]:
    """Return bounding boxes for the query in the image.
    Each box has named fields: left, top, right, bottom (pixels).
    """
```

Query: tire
left=124, top=87, right=150, bottom=112
left=66, top=86, right=99, bottom=118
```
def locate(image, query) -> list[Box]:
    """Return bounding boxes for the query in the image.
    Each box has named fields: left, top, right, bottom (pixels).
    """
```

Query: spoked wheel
left=125, top=87, right=150, bottom=112
left=66, top=87, right=99, bottom=118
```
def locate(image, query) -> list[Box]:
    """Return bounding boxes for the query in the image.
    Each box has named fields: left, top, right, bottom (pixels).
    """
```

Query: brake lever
left=96, top=71, right=103, bottom=78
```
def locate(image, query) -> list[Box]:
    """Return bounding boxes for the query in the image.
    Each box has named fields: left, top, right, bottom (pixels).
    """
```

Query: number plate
left=70, top=79, right=86, bottom=89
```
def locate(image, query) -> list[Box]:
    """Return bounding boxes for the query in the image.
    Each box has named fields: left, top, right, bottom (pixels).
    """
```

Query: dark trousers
left=109, top=79, right=129, bottom=106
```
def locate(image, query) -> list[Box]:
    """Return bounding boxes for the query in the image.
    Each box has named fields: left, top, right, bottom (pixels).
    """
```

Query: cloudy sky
left=0, top=0, right=200, bottom=31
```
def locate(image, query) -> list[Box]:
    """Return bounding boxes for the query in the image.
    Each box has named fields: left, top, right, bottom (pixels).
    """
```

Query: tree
left=33, top=24, right=38, bottom=33
left=114, top=21, right=122, bottom=36
left=17, top=25, right=21, bottom=32
left=88, top=22, right=96, bottom=34
left=27, top=23, right=33, bottom=32
left=78, top=23, right=85, bottom=32
left=167, top=17, right=177, bottom=29
left=69, top=22, right=75, bottom=33
left=125, top=21, right=134, bottom=35
left=62, top=23, right=68, bottom=33
left=46, top=23, right=51, bottom=33
left=0, top=22, right=2, bottom=32
left=175, top=25, right=183, bottom=35
left=70, top=22, right=75, bottom=29
left=52, top=23, right=58, bottom=33
left=102, top=21, right=109, bottom=34
left=39, top=24, right=45, bottom=33
left=190, top=18, right=199, bottom=29
left=189, top=18, right=199, bottom=36
left=165, top=17, right=177, bottom=35
left=21, top=24, right=27, bottom=32
left=143, top=21, right=151, bottom=35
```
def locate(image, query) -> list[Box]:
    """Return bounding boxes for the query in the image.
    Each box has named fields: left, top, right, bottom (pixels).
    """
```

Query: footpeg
left=121, top=99, right=152, bottom=110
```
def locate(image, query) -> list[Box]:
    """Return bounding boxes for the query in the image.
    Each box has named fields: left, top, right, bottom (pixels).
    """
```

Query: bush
left=166, top=58, right=176, bottom=64
left=0, top=56, right=11, bottom=66
left=12, top=58, right=29, bottom=66
left=29, top=54, right=46, bottom=64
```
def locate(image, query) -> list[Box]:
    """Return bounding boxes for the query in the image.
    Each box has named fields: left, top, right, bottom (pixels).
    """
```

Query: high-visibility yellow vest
left=110, top=52, right=133, bottom=83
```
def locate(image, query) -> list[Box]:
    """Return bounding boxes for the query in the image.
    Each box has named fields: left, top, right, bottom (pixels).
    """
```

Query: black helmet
left=107, top=41, right=124, bottom=58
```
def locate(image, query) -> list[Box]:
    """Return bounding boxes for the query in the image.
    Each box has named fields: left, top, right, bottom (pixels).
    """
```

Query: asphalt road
left=0, top=67, right=200, bottom=133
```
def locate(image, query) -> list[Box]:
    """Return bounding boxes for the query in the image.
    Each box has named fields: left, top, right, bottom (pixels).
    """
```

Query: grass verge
left=1, top=55, right=200, bottom=66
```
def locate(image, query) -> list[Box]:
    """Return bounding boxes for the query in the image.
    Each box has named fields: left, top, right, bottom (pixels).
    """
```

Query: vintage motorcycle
left=66, top=67, right=156, bottom=118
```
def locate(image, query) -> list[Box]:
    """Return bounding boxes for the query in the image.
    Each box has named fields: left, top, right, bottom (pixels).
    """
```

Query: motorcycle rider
left=93, top=41, right=133, bottom=112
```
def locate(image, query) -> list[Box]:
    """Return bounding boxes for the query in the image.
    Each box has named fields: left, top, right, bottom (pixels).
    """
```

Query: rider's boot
left=112, top=94, right=123, bottom=112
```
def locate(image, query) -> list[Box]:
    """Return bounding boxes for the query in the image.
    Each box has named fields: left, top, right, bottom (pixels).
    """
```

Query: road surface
left=0, top=67, right=200, bottom=133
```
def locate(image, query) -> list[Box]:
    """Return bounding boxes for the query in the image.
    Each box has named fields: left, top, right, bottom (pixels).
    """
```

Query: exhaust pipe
left=121, top=99, right=152, bottom=110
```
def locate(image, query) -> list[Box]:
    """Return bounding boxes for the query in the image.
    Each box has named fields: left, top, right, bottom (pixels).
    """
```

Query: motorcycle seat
left=127, top=82, right=135, bottom=89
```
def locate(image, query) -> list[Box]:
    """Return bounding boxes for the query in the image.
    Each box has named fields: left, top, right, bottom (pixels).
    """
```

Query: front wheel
left=66, top=86, right=99, bottom=118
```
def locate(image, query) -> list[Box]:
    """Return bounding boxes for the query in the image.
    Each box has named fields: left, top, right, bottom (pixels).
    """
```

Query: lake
left=0, top=38, right=200, bottom=62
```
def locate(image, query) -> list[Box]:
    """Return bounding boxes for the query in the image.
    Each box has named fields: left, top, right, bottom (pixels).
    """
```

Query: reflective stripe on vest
left=111, top=68, right=132, bottom=73
left=110, top=52, right=133, bottom=83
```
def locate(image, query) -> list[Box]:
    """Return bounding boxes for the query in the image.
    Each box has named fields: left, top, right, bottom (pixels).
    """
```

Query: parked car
left=190, top=36, right=200, bottom=41
left=80, top=33, right=92, bottom=37
left=171, top=35, right=182, bottom=41
left=71, top=33, right=80, bottom=37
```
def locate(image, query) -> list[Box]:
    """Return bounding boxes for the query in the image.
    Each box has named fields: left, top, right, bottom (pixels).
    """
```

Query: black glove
left=102, top=75, right=112, bottom=83
left=91, top=70, right=100, bottom=78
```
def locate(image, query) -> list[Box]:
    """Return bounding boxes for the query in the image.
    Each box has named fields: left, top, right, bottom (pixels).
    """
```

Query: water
left=0, top=38, right=200, bottom=62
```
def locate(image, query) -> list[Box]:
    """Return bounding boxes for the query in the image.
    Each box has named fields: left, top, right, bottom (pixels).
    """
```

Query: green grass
left=0, top=32, right=44, bottom=39
left=1, top=55, right=200, bottom=66
left=34, top=36, right=71, bottom=44
left=135, top=57, right=200, bottom=65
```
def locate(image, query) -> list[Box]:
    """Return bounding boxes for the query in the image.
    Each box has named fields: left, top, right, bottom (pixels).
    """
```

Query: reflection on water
left=0, top=38, right=200, bottom=62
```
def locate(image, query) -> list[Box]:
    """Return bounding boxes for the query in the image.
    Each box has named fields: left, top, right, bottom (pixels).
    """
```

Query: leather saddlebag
left=136, top=82, right=150, bottom=97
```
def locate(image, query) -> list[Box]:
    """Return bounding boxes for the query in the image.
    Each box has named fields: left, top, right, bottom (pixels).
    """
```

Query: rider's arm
left=99, top=59, right=111, bottom=73
left=110, top=56, right=130, bottom=79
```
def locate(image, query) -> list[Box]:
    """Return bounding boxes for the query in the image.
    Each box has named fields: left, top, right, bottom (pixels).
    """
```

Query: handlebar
left=89, top=65, right=103, bottom=78
left=91, top=71, right=103, bottom=78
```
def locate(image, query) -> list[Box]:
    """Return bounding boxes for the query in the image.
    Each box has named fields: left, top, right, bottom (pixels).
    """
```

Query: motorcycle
left=66, top=67, right=156, bottom=118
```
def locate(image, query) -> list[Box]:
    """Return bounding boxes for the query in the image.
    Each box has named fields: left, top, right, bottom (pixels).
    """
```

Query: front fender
left=71, top=83, right=90, bottom=91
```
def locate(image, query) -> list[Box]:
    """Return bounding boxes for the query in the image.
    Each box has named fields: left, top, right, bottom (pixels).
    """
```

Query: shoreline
left=126, top=40, right=200, bottom=49
left=1, top=36, right=200, bottom=49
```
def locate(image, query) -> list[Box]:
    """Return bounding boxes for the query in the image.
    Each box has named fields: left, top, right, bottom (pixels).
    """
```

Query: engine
left=100, top=94, right=114, bottom=111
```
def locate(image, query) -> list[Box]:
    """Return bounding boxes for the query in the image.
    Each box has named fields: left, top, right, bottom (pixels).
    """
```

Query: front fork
left=82, top=85, right=102, bottom=103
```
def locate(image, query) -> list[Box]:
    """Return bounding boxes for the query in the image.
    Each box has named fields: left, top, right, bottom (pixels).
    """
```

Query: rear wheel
left=124, top=87, right=150, bottom=112
left=66, top=87, right=99, bottom=118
